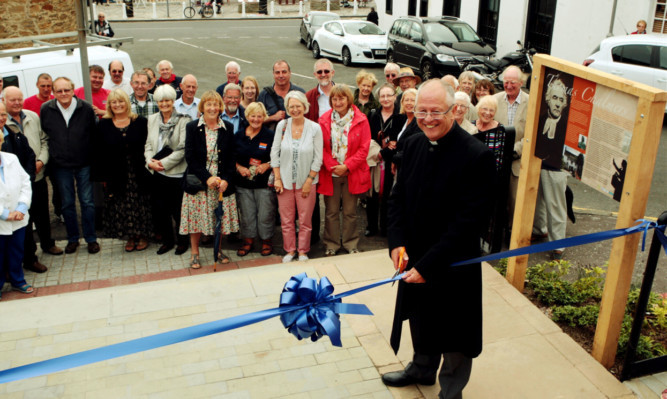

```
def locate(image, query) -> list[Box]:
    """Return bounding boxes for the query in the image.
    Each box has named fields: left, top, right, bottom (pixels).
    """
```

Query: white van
left=0, top=45, right=134, bottom=96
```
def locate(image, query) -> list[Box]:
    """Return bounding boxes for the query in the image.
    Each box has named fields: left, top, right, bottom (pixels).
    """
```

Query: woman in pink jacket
left=318, top=85, right=371, bottom=256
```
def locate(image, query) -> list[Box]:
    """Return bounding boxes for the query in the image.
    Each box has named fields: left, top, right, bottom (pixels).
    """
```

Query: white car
left=311, top=20, right=387, bottom=66
left=583, top=35, right=667, bottom=93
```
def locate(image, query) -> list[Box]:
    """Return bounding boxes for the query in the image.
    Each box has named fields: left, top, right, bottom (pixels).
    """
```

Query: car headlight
left=436, top=54, right=455, bottom=63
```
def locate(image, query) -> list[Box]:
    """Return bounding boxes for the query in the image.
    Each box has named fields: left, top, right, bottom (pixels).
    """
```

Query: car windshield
left=425, top=21, right=481, bottom=43
left=312, top=15, right=337, bottom=27
left=343, top=22, right=384, bottom=35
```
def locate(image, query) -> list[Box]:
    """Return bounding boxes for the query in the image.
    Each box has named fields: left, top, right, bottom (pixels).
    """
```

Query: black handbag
left=182, top=141, right=217, bottom=195
left=153, top=145, right=173, bottom=160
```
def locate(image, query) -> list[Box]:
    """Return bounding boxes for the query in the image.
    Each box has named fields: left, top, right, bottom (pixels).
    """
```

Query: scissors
left=392, top=247, right=406, bottom=286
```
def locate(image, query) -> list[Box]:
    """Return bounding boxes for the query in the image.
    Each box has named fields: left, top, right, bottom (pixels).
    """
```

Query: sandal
left=260, top=240, right=273, bottom=256
left=190, top=254, right=201, bottom=269
left=125, top=238, right=136, bottom=252
left=135, top=237, right=149, bottom=251
left=217, top=251, right=231, bottom=264
left=237, top=238, right=253, bottom=257
left=13, top=284, right=34, bottom=294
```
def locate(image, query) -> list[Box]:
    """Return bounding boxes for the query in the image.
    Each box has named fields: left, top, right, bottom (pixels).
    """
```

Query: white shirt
left=103, top=78, right=133, bottom=95
left=174, top=97, right=200, bottom=120
left=56, top=98, right=77, bottom=127
left=317, top=85, right=331, bottom=117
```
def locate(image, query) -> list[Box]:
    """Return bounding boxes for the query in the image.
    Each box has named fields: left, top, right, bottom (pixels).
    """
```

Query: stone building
left=0, top=0, right=77, bottom=49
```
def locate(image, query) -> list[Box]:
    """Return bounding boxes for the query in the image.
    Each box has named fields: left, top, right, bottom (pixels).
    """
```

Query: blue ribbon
left=1, top=220, right=664, bottom=384
left=452, top=219, right=667, bottom=267
left=0, top=273, right=401, bottom=384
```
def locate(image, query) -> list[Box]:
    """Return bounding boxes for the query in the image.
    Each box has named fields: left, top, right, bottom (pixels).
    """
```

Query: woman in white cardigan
left=145, top=85, right=192, bottom=256
left=270, top=91, right=323, bottom=263
left=0, top=120, right=35, bottom=299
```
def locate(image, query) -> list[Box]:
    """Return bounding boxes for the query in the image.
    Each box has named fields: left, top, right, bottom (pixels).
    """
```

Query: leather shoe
left=174, top=245, right=188, bottom=255
left=24, top=261, right=48, bottom=273
left=157, top=244, right=174, bottom=255
left=381, top=370, right=435, bottom=387
left=45, top=245, right=64, bottom=255
left=65, top=241, right=79, bottom=254
left=87, top=241, right=101, bottom=254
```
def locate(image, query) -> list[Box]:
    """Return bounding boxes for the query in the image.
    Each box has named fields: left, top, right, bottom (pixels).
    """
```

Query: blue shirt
left=221, top=109, right=241, bottom=134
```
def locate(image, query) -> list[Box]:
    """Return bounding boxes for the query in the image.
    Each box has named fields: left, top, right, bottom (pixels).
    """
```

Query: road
left=113, top=19, right=667, bottom=220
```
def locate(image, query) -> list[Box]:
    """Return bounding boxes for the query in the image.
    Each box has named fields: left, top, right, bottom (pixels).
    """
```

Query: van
left=0, top=45, right=134, bottom=96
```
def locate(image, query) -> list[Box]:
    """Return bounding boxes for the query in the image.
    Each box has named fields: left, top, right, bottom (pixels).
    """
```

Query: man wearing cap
left=393, top=67, right=421, bottom=109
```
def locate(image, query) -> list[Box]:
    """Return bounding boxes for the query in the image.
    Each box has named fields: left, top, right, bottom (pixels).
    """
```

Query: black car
left=387, top=16, right=495, bottom=80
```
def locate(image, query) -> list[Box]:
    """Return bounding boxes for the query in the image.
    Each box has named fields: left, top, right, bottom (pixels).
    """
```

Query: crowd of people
left=0, top=51, right=575, bottom=396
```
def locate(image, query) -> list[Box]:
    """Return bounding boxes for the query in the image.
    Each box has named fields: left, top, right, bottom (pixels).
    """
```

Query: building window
left=525, top=0, right=557, bottom=54
left=477, top=0, right=500, bottom=48
left=386, top=0, right=393, bottom=15
left=408, top=0, right=417, bottom=16
left=442, top=0, right=461, bottom=17
left=419, top=0, right=428, bottom=17
left=654, top=0, right=667, bottom=33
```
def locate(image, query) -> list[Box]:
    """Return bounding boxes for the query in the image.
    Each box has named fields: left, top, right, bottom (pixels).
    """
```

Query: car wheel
left=421, top=60, right=434, bottom=80
left=306, top=35, right=312, bottom=50
left=300, top=35, right=305, bottom=45
left=342, top=47, right=352, bottom=67
left=312, top=42, right=321, bottom=59
left=387, top=50, right=394, bottom=64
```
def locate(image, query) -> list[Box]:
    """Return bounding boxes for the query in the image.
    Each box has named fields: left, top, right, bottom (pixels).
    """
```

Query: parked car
left=387, top=16, right=495, bottom=80
left=311, top=20, right=387, bottom=66
left=300, top=11, right=340, bottom=50
left=583, top=35, right=667, bottom=94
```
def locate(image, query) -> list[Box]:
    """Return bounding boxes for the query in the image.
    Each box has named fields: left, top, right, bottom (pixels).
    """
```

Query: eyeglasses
left=316, top=70, right=331, bottom=75
left=224, top=96, right=241, bottom=101
left=55, top=89, right=72, bottom=94
left=110, top=70, right=123, bottom=73
left=414, top=104, right=455, bottom=120
left=385, top=73, right=397, bottom=78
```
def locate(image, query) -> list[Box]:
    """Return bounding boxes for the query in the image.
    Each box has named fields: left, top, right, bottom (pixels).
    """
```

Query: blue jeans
left=52, top=166, right=97, bottom=243
left=0, top=227, right=27, bottom=289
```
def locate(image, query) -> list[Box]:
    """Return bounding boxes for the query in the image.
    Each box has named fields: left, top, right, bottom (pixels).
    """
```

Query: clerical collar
left=429, top=140, right=438, bottom=145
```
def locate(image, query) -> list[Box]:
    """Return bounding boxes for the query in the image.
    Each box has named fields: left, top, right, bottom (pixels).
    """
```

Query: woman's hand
left=218, top=179, right=229, bottom=193
left=206, top=176, right=221, bottom=189
left=332, top=164, right=348, bottom=176
left=301, top=179, right=312, bottom=198
left=149, top=159, right=164, bottom=172
left=237, top=165, right=251, bottom=177
left=274, top=179, right=284, bottom=194
left=257, top=163, right=271, bottom=175
left=387, top=140, right=397, bottom=150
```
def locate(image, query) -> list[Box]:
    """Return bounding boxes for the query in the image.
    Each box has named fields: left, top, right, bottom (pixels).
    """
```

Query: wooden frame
left=506, top=54, right=667, bottom=367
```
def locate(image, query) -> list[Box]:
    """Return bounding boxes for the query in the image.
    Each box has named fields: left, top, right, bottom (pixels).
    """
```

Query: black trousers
left=24, top=179, right=56, bottom=266
left=152, top=173, right=188, bottom=247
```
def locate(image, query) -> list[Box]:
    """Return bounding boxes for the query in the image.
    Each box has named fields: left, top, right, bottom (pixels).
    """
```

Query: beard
left=226, top=104, right=238, bottom=114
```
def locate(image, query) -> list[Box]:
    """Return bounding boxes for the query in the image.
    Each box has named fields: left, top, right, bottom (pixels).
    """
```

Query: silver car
left=300, top=11, right=340, bottom=50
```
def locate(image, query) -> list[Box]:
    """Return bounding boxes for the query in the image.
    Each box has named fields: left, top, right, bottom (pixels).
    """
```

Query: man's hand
left=267, top=111, right=286, bottom=122
left=35, top=161, right=44, bottom=174
left=403, top=268, right=425, bottom=283
left=93, top=106, right=105, bottom=117
left=390, top=247, right=408, bottom=271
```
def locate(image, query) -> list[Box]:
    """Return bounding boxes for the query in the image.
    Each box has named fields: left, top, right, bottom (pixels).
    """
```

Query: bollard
left=242, top=0, right=246, bottom=17
left=152, top=2, right=157, bottom=18
left=182, top=1, right=186, bottom=16
left=270, top=1, right=275, bottom=16
left=299, top=0, right=303, bottom=16
left=353, top=0, right=357, bottom=14
left=122, top=3, right=127, bottom=19
left=326, top=0, right=330, bottom=12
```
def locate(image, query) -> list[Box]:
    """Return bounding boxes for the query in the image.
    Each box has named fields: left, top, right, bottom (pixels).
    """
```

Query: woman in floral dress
left=180, top=90, right=239, bottom=269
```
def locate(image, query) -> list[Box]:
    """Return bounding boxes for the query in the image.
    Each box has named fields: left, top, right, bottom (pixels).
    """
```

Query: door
left=477, top=0, right=500, bottom=48
left=525, top=0, right=556, bottom=54
left=419, top=0, right=428, bottom=17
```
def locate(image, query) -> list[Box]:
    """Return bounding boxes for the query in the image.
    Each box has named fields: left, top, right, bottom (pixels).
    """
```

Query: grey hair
left=313, top=59, right=334, bottom=73
left=226, top=61, right=241, bottom=74
left=223, top=83, right=242, bottom=96
left=545, top=78, right=569, bottom=106
left=416, top=79, right=455, bottom=109
left=156, top=60, right=174, bottom=71
left=454, top=91, right=471, bottom=107
left=284, top=90, right=309, bottom=114
left=154, top=84, right=177, bottom=102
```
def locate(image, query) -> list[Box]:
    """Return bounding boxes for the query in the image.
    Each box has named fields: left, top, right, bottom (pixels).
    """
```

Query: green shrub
left=526, top=261, right=604, bottom=306
left=552, top=304, right=599, bottom=327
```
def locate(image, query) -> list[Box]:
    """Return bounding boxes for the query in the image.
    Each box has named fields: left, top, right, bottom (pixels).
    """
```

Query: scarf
left=158, top=113, right=183, bottom=144
left=331, top=108, right=354, bottom=165
left=160, top=74, right=176, bottom=84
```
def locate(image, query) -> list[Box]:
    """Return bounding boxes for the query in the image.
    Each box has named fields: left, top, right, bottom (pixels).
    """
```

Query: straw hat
left=392, top=67, right=422, bottom=86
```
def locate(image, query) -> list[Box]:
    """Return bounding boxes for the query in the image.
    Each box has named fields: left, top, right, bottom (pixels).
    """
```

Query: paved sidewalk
left=0, top=251, right=638, bottom=398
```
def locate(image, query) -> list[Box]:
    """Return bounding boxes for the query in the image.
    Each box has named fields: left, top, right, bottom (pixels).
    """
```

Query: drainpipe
left=608, top=0, right=618, bottom=37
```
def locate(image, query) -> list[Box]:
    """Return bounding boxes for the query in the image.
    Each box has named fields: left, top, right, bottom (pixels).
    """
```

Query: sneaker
left=298, top=254, right=309, bottom=261
left=552, top=250, right=564, bottom=260
left=325, top=249, right=336, bottom=257
left=349, top=248, right=360, bottom=254
left=282, top=253, right=295, bottom=263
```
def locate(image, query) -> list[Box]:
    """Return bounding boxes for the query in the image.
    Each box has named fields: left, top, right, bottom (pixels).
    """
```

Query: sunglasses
left=316, top=70, right=331, bottom=75
left=386, top=73, right=397, bottom=78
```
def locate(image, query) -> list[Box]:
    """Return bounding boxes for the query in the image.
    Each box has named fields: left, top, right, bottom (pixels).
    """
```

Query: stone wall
left=0, top=0, right=78, bottom=49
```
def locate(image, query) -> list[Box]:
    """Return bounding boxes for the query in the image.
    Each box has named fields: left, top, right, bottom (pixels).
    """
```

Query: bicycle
left=184, top=1, right=214, bottom=18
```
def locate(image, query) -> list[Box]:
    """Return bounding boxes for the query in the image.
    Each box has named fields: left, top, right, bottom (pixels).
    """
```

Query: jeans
left=0, top=227, right=27, bottom=289
left=52, top=166, right=97, bottom=243
left=23, top=179, right=56, bottom=266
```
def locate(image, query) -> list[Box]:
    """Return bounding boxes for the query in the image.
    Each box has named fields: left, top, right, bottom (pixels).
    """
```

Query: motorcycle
left=463, top=40, right=537, bottom=91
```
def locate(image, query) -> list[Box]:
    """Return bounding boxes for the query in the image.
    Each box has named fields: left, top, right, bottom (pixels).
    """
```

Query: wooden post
left=592, top=97, right=666, bottom=367
left=506, top=60, right=545, bottom=291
